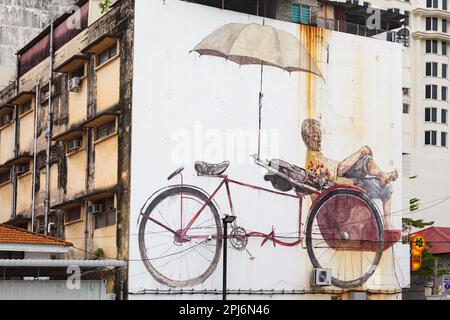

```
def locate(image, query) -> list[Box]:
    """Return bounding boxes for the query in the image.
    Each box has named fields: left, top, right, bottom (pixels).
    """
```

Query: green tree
left=99, top=0, right=112, bottom=14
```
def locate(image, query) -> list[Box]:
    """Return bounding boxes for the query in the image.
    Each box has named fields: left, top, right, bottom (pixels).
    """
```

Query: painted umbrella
left=191, top=23, right=323, bottom=158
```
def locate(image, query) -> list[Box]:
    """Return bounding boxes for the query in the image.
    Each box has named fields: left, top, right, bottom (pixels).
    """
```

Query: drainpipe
left=11, top=104, right=19, bottom=221
left=84, top=201, right=89, bottom=259
left=11, top=54, right=20, bottom=221
left=44, top=22, right=55, bottom=236
left=31, top=78, right=40, bottom=232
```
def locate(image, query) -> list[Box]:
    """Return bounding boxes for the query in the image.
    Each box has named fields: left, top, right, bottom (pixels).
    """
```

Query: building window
left=387, top=7, right=400, bottom=13
left=0, top=111, right=13, bottom=127
left=15, top=163, right=30, bottom=177
left=425, top=107, right=438, bottom=122
left=71, top=65, right=85, bottom=79
left=426, top=62, right=438, bottom=76
left=94, top=197, right=116, bottom=229
left=427, top=0, right=439, bottom=7
left=403, top=103, right=410, bottom=114
left=36, top=214, right=56, bottom=235
left=402, top=153, right=411, bottom=177
left=404, top=11, right=410, bottom=26
left=0, top=170, right=11, bottom=184
left=443, top=86, right=448, bottom=101
left=95, top=120, right=116, bottom=141
left=425, top=130, right=437, bottom=145
left=19, top=101, right=32, bottom=115
left=443, top=64, right=448, bottom=78
left=65, top=207, right=81, bottom=223
left=0, top=251, right=24, bottom=259
left=97, top=43, right=118, bottom=67
left=444, top=19, right=448, bottom=33
left=292, top=4, right=311, bottom=24
left=442, top=109, right=448, bottom=123
left=426, top=40, right=438, bottom=53
left=66, top=137, right=83, bottom=154
left=442, top=132, right=448, bottom=146
left=426, top=17, right=438, bottom=31
left=403, top=87, right=410, bottom=95
left=443, top=41, right=448, bottom=55
left=73, top=66, right=85, bottom=78
left=444, top=0, right=448, bottom=10
left=426, top=84, right=438, bottom=99
left=387, top=31, right=396, bottom=42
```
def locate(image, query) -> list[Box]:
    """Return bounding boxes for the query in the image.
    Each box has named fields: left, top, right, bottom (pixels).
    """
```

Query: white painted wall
left=129, top=0, right=408, bottom=299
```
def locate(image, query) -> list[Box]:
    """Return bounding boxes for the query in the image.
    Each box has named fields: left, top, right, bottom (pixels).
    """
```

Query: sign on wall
left=443, top=275, right=450, bottom=294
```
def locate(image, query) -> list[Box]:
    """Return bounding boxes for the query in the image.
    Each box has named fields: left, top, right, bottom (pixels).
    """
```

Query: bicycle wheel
left=138, top=186, right=222, bottom=288
left=306, top=188, right=383, bottom=288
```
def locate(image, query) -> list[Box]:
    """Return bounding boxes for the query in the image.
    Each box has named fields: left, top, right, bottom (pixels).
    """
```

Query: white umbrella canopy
left=191, top=22, right=324, bottom=159
left=192, top=23, right=323, bottom=77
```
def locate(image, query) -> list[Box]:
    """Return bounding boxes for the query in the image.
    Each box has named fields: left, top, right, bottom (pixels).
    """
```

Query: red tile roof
left=412, top=227, right=450, bottom=254
left=0, top=224, right=72, bottom=247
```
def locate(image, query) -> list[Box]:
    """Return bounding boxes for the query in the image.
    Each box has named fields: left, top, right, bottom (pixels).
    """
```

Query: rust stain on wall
left=298, top=25, right=328, bottom=120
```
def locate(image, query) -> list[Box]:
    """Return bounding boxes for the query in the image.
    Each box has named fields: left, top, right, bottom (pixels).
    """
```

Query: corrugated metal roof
left=0, top=224, right=72, bottom=247
left=412, top=227, right=450, bottom=254
left=0, top=259, right=126, bottom=267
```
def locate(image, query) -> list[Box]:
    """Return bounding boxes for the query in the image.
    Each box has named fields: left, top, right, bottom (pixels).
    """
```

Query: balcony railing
left=314, top=17, right=389, bottom=38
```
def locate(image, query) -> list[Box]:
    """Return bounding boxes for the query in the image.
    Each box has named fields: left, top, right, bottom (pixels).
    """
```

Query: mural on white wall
left=130, top=0, right=408, bottom=296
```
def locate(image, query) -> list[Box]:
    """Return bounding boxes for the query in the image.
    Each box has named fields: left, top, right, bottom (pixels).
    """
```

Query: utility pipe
left=44, top=22, right=54, bottom=236
left=31, top=78, right=40, bottom=232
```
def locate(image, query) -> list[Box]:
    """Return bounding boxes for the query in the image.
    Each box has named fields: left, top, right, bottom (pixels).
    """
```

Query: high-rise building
left=357, top=0, right=450, bottom=228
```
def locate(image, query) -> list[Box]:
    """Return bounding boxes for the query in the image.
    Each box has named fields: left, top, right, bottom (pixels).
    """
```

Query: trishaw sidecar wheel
left=305, top=188, right=384, bottom=289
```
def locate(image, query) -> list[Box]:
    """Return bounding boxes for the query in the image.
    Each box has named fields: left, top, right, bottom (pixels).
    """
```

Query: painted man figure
left=301, top=119, right=398, bottom=230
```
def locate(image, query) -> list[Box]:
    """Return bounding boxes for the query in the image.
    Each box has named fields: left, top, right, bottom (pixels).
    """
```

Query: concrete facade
left=0, top=0, right=76, bottom=88
left=0, top=0, right=133, bottom=298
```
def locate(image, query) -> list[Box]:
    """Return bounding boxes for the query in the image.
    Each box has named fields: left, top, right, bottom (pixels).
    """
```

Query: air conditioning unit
left=88, top=204, right=104, bottom=214
left=68, top=77, right=81, bottom=92
left=68, top=139, right=82, bottom=152
left=15, top=165, right=28, bottom=175
left=311, top=268, right=332, bottom=286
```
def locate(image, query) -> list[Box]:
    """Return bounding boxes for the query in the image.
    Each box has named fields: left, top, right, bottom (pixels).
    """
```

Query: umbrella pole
left=258, top=63, right=264, bottom=160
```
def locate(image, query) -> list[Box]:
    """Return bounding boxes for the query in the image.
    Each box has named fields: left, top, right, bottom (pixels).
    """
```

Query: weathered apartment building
left=0, top=0, right=405, bottom=299
left=0, top=0, right=133, bottom=294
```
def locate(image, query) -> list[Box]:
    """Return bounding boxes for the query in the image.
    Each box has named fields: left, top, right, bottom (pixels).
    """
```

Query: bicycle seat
left=195, top=160, right=230, bottom=176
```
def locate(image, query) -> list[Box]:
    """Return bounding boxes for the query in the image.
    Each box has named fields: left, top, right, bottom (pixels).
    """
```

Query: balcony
left=182, top=0, right=404, bottom=39
left=413, top=7, right=450, bottom=19
left=316, top=17, right=390, bottom=37
left=412, top=30, right=450, bottom=41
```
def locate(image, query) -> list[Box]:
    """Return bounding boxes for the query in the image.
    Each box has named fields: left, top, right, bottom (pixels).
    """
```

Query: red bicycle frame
left=180, top=175, right=305, bottom=247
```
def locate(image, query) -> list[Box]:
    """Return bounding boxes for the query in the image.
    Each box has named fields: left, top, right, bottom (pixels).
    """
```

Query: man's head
left=301, top=119, right=322, bottom=151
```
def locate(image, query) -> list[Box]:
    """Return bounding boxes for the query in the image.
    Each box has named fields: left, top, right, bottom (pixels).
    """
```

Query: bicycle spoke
left=193, top=247, right=212, bottom=263
left=351, top=252, right=355, bottom=280
left=193, top=217, right=215, bottom=229
left=150, top=241, right=172, bottom=250
left=157, top=207, right=171, bottom=231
